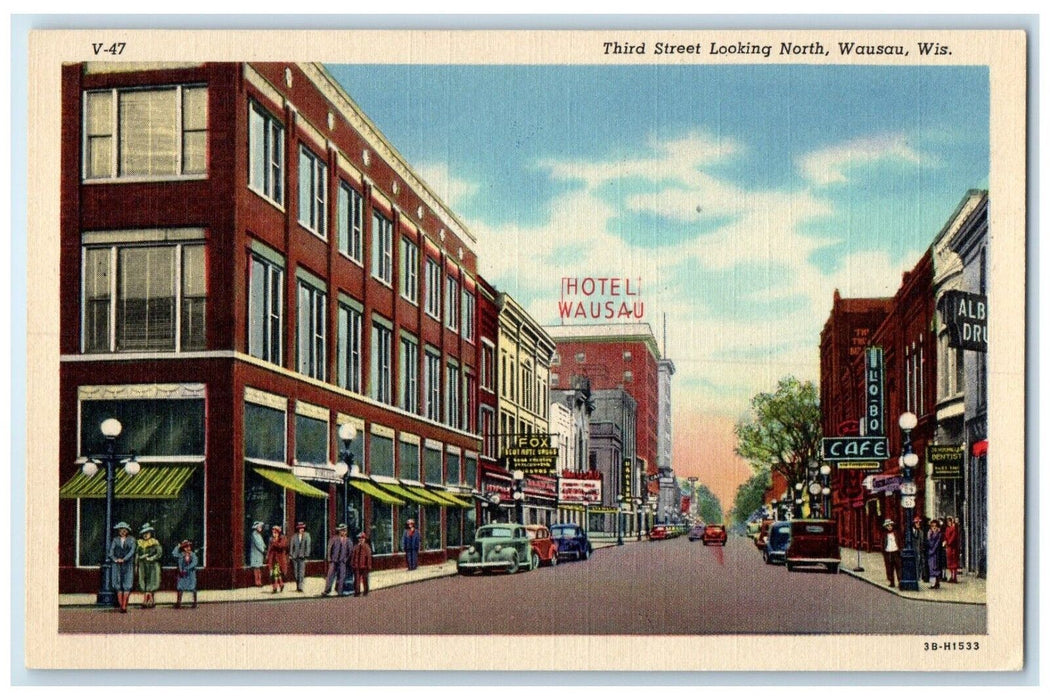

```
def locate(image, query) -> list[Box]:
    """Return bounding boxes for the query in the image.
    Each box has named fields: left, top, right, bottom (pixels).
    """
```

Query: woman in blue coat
left=926, top=518, right=944, bottom=589
left=173, top=539, right=199, bottom=609
left=108, top=521, right=137, bottom=613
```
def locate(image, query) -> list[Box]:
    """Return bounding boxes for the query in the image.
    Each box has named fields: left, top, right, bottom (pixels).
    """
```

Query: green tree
left=681, top=479, right=723, bottom=523
left=735, top=376, right=822, bottom=499
left=731, top=467, right=771, bottom=525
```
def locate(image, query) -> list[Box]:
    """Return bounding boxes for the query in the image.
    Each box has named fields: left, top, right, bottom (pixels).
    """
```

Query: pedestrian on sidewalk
left=249, top=521, right=266, bottom=587
left=108, top=521, right=136, bottom=613
left=944, top=516, right=961, bottom=583
left=321, top=523, right=351, bottom=597
left=265, top=525, right=289, bottom=594
left=351, top=532, right=372, bottom=597
left=135, top=523, right=162, bottom=609
left=881, top=519, right=902, bottom=589
left=402, top=518, right=421, bottom=571
left=173, top=539, right=198, bottom=609
left=911, top=515, right=928, bottom=583
left=926, top=518, right=943, bottom=589
left=289, top=522, right=312, bottom=593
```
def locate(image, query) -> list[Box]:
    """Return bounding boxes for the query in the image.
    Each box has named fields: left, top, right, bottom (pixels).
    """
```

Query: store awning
left=400, top=484, right=452, bottom=506
left=436, top=491, right=475, bottom=508
left=375, top=482, right=433, bottom=505
left=252, top=466, right=328, bottom=499
left=348, top=478, right=406, bottom=506
left=60, top=463, right=198, bottom=500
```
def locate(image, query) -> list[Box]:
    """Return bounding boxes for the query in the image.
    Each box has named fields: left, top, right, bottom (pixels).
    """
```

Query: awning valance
left=349, top=479, right=406, bottom=506
left=377, top=482, right=433, bottom=505
left=60, top=463, right=198, bottom=500
left=435, top=490, right=475, bottom=508
left=252, top=466, right=328, bottom=499
left=401, top=484, right=454, bottom=506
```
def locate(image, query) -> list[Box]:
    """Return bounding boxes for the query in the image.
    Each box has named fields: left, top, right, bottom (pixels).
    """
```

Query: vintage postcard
left=24, top=26, right=1026, bottom=673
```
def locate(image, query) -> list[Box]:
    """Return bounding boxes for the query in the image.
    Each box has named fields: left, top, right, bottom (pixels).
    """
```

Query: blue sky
left=327, top=63, right=989, bottom=421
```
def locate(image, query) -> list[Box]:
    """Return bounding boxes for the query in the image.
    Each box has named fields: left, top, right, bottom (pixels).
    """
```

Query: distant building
left=550, top=376, right=593, bottom=528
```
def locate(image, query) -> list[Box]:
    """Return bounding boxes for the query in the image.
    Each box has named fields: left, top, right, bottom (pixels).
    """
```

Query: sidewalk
left=60, top=537, right=626, bottom=608
left=838, top=547, right=985, bottom=605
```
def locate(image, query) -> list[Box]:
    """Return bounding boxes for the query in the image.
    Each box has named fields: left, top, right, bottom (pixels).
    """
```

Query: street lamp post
left=78, top=418, right=140, bottom=607
left=820, top=463, right=832, bottom=518
left=635, top=498, right=643, bottom=541
left=616, top=497, right=625, bottom=546
left=334, top=423, right=359, bottom=595
left=898, top=412, right=920, bottom=591
left=793, top=481, right=804, bottom=519
left=512, top=470, right=525, bottom=524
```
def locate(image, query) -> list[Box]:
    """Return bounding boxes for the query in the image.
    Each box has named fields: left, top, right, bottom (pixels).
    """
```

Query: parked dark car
left=763, top=521, right=792, bottom=565
left=688, top=524, right=705, bottom=541
left=785, top=519, right=840, bottom=573
left=702, top=524, right=727, bottom=546
left=550, top=523, right=593, bottom=561
left=753, top=518, right=773, bottom=550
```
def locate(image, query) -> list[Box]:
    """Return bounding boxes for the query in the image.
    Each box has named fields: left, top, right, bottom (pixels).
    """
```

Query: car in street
left=457, top=523, right=534, bottom=574
left=525, top=525, right=559, bottom=567
left=753, top=518, right=773, bottom=550
left=649, top=524, right=670, bottom=540
left=785, top=519, right=840, bottom=573
left=763, top=521, right=792, bottom=565
left=688, top=524, right=705, bottom=541
left=550, top=523, right=593, bottom=561
left=701, top=524, right=728, bottom=546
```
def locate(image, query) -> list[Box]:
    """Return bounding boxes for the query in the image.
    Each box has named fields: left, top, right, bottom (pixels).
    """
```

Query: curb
left=839, top=567, right=986, bottom=606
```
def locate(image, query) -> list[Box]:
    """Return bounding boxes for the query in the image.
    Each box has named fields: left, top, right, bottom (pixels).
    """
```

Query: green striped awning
left=377, top=482, right=433, bottom=505
left=348, top=478, right=406, bottom=506
left=252, top=466, right=328, bottom=499
left=60, top=464, right=197, bottom=500
left=437, top=491, right=475, bottom=509
left=400, top=484, right=453, bottom=506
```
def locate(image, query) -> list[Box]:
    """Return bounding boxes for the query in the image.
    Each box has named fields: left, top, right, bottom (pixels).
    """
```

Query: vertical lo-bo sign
left=865, top=346, right=884, bottom=437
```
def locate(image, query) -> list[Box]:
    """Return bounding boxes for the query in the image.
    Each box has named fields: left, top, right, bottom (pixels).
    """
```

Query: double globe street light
left=333, top=423, right=360, bottom=595
left=898, top=411, right=921, bottom=592
left=78, top=417, right=140, bottom=607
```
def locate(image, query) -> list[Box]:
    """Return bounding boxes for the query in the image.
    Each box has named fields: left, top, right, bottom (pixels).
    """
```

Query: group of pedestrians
left=321, top=523, right=373, bottom=597
left=881, top=515, right=962, bottom=590
left=107, top=521, right=198, bottom=613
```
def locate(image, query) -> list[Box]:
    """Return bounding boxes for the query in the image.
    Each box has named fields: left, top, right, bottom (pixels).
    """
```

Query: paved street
left=59, top=535, right=985, bottom=635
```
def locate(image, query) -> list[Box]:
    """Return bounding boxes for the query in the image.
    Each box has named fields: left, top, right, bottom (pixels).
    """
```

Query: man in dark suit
left=321, top=523, right=351, bottom=597
left=289, top=521, right=312, bottom=592
left=402, top=519, right=421, bottom=571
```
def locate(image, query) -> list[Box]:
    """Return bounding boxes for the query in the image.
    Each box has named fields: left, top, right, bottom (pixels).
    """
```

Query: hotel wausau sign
left=927, top=444, right=965, bottom=479
left=502, top=434, right=559, bottom=474
left=941, top=290, right=988, bottom=352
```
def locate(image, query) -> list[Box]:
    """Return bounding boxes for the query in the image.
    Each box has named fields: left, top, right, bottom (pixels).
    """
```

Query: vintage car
left=785, top=519, right=840, bottom=573
left=525, top=525, right=560, bottom=567
left=763, top=521, right=792, bottom=565
left=753, top=518, right=773, bottom=550
left=550, top=523, right=593, bottom=561
left=687, top=524, right=705, bottom=541
left=702, top=524, right=728, bottom=546
left=649, top=525, right=670, bottom=540
left=457, top=523, right=535, bottom=574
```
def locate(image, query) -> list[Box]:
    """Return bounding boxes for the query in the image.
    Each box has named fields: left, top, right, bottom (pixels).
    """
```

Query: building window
left=423, top=504, right=442, bottom=551
left=296, top=279, right=326, bottom=380
left=480, top=406, right=496, bottom=457
left=551, top=372, right=560, bottom=386
left=481, top=344, right=495, bottom=390
left=575, top=352, right=585, bottom=363
left=399, top=236, right=419, bottom=303
left=82, top=235, right=205, bottom=353
left=462, top=291, right=475, bottom=342
left=424, top=258, right=442, bottom=319
left=446, top=452, right=461, bottom=485
left=371, top=212, right=393, bottom=285
left=447, top=363, right=462, bottom=429
left=425, top=350, right=442, bottom=421
left=370, top=320, right=393, bottom=404
left=336, top=181, right=363, bottom=262
left=464, top=455, right=477, bottom=489
left=369, top=501, right=393, bottom=555
left=370, top=432, right=394, bottom=478
left=623, top=351, right=632, bottom=361
left=297, top=145, right=327, bottom=237
left=464, top=371, right=477, bottom=433
left=399, top=335, right=419, bottom=413
left=624, top=370, right=633, bottom=383
left=84, top=85, right=208, bottom=181
left=446, top=276, right=460, bottom=332
left=336, top=301, right=363, bottom=393
left=552, top=351, right=561, bottom=366
left=398, top=439, right=420, bottom=481
left=295, top=413, right=328, bottom=466
left=447, top=506, right=462, bottom=548
left=248, top=252, right=283, bottom=365
left=248, top=100, right=283, bottom=204
left=424, top=446, right=442, bottom=484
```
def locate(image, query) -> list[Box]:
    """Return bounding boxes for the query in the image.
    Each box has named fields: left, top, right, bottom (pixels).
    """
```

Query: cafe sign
left=928, top=444, right=965, bottom=479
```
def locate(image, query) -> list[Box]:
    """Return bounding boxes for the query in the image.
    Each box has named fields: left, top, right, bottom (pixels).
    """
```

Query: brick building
left=59, top=62, right=484, bottom=592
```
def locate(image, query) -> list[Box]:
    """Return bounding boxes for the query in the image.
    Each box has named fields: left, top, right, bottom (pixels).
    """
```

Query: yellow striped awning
left=438, top=491, right=475, bottom=509
left=348, top=479, right=406, bottom=505
left=60, top=464, right=197, bottom=500
left=376, top=482, right=433, bottom=505
left=401, top=484, right=453, bottom=506
left=252, top=466, right=328, bottom=499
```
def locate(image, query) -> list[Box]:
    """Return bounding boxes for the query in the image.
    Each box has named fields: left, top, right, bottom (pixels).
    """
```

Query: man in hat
left=249, top=521, right=267, bottom=587
left=173, top=539, right=198, bottom=609
left=289, top=521, right=312, bottom=592
left=351, top=531, right=373, bottom=597
left=108, top=522, right=137, bottom=613
left=321, top=523, right=351, bottom=597
left=135, top=522, right=162, bottom=609
left=882, top=518, right=902, bottom=588
left=402, top=518, right=421, bottom=571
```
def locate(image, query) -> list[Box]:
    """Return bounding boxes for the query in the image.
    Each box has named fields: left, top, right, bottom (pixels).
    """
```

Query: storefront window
left=294, top=491, right=327, bottom=558
left=244, top=402, right=285, bottom=462
left=447, top=506, right=462, bottom=547
left=81, top=399, right=205, bottom=456
left=464, top=507, right=476, bottom=545
left=370, top=500, right=393, bottom=555
left=243, top=467, right=285, bottom=564
left=423, top=504, right=442, bottom=550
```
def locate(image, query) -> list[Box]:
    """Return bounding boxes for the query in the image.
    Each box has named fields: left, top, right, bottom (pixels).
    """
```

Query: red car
left=702, top=524, right=727, bottom=546
left=525, top=525, right=559, bottom=568
left=649, top=525, right=669, bottom=540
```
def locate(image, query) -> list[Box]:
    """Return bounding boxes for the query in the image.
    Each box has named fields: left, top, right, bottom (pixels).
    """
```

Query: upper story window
left=399, top=334, right=419, bottom=413
left=296, top=277, right=327, bottom=381
left=399, top=237, right=419, bottom=304
left=248, top=248, right=284, bottom=365
left=337, top=299, right=363, bottom=394
left=84, top=85, right=208, bottom=181
left=446, top=275, right=460, bottom=332
left=297, top=145, right=327, bottom=238
left=371, top=212, right=393, bottom=285
left=480, top=344, right=495, bottom=391
left=424, top=349, right=442, bottom=421
left=248, top=100, right=283, bottom=205
left=371, top=317, right=393, bottom=404
left=82, top=229, right=206, bottom=354
left=461, top=291, right=475, bottom=343
left=424, top=258, right=442, bottom=319
left=336, top=181, right=363, bottom=263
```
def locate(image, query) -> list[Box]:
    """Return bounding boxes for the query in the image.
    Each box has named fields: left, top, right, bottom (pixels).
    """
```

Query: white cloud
left=415, top=162, right=479, bottom=210
left=797, top=133, right=924, bottom=186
